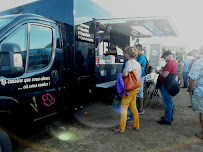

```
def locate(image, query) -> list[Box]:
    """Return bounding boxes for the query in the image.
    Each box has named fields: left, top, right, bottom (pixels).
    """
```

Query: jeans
left=137, top=76, right=144, bottom=98
left=182, top=72, right=189, bottom=88
left=161, top=86, right=174, bottom=122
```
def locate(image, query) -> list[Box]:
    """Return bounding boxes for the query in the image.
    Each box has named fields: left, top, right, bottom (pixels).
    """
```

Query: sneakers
left=127, top=125, right=139, bottom=130
left=127, top=117, right=134, bottom=122
left=195, top=131, right=203, bottom=139
left=112, top=128, right=124, bottom=133
left=138, top=109, right=145, bottom=115
left=157, top=119, right=171, bottom=125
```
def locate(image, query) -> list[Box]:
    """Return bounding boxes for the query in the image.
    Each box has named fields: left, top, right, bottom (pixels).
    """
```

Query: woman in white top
left=113, top=47, right=141, bottom=133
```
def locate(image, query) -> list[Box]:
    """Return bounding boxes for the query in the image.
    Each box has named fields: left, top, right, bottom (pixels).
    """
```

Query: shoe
left=157, top=119, right=171, bottom=125
left=127, top=117, right=134, bottom=122
left=161, top=116, right=173, bottom=121
left=127, top=126, right=139, bottom=130
left=188, top=105, right=192, bottom=108
left=195, top=131, right=203, bottom=139
left=112, top=128, right=124, bottom=133
left=138, top=109, right=145, bottom=115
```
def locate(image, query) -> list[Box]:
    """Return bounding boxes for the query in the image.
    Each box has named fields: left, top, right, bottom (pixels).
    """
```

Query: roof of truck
left=0, top=13, right=56, bottom=39
left=0, top=13, right=56, bottom=23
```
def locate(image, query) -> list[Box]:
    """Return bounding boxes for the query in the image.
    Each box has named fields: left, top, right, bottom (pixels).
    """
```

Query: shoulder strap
left=137, top=54, right=142, bottom=60
left=142, top=54, right=148, bottom=62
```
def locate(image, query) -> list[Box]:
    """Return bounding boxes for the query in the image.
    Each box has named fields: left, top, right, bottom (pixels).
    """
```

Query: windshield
left=0, top=17, right=13, bottom=30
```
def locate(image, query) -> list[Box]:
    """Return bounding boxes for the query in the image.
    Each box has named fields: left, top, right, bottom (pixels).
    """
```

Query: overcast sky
left=91, top=0, right=203, bottom=51
left=0, top=0, right=203, bottom=51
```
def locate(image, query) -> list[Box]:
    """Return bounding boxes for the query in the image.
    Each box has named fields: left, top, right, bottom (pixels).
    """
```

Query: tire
left=0, top=129, right=12, bottom=152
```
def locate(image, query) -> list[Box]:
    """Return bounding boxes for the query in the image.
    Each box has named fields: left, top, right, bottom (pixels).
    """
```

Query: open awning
left=96, top=16, right=178, bottom=38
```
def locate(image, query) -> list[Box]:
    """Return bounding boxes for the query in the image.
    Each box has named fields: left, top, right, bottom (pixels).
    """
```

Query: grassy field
left=14, top=88, right=203, bottom=152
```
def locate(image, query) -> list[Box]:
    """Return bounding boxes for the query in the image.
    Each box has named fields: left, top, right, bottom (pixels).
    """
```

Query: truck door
left=0, top=19, right=64, bottom=122
left=74, top=21, right=95, bottom=106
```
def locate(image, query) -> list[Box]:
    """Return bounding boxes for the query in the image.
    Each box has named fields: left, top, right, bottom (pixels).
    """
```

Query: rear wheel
left=0, top=129, right=12, bottom=152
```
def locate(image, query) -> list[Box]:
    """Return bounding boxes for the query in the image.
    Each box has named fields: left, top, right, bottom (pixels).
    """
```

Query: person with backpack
left=135, top=44, right=148, bottom=114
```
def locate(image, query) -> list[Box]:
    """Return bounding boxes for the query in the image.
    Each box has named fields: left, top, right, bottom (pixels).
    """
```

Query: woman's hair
left=124, top=47, right=138, bottom=58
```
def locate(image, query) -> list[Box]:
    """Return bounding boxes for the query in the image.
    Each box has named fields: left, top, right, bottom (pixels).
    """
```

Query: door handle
left=51, top=70, right=59, bottom=84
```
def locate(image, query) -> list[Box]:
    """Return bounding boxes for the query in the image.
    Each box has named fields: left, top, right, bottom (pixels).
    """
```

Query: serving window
left=95, top=23, right=130, bottom=64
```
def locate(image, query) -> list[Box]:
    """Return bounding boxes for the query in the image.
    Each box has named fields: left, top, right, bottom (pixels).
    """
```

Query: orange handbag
left=123, top=69, right=142, bottom=92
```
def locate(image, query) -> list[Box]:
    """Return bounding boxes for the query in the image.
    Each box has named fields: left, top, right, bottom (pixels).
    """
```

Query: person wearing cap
left=187, top=46, right=203, bottom=139
left=155, top=50, right=178, bottom=125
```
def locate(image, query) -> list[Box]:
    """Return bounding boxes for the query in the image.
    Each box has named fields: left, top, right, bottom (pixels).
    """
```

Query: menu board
left=77, top=23, right=94, bottom=43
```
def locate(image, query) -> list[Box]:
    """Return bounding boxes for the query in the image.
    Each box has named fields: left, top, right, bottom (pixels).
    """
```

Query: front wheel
left=0, top=129, right=12, bottom=152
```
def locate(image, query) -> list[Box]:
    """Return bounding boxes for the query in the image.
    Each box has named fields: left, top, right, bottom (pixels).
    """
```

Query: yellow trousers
left=119, top=90, right=139, bottom=131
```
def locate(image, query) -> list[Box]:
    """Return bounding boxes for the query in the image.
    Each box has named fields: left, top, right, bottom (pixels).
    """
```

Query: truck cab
left=0, top=14, right=69, bottom=149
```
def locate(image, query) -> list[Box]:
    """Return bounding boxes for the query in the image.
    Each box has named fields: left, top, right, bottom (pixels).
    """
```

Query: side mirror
left=0, top=43, right=24, bottom=78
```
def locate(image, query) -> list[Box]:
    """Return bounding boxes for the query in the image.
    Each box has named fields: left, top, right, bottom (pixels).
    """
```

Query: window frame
left=26, top=23, right=54, bottom=73
left=0, top=21, right=56, bottom=74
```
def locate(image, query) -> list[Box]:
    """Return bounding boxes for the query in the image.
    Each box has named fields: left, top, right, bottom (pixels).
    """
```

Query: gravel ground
left=14, top=88, right=203, bottom=152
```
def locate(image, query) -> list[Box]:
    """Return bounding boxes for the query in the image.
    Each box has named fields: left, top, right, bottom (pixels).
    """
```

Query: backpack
left=145, top=59, right=152, bottom=75
left=165, top=73, right=180, bottom=96
left=138, top=54, right=152, bottom=75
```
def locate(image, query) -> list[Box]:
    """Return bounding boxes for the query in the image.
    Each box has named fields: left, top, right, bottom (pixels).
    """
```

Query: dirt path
left=14, top=88, right=203, bottom=152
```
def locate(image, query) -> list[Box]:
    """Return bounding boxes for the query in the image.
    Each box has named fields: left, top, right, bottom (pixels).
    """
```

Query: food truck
left=0, top=0, right=178, bottom=150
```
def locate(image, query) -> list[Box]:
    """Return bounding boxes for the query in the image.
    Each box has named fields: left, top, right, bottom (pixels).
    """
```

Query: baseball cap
left=161, top=50, right=173, bottom=58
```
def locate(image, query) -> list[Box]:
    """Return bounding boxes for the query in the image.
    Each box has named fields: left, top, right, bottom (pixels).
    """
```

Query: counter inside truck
left=95, top=22, right=128, bottom=85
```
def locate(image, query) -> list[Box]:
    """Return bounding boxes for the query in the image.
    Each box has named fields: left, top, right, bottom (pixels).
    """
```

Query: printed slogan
left=0, top=76, right=51, bottom=90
